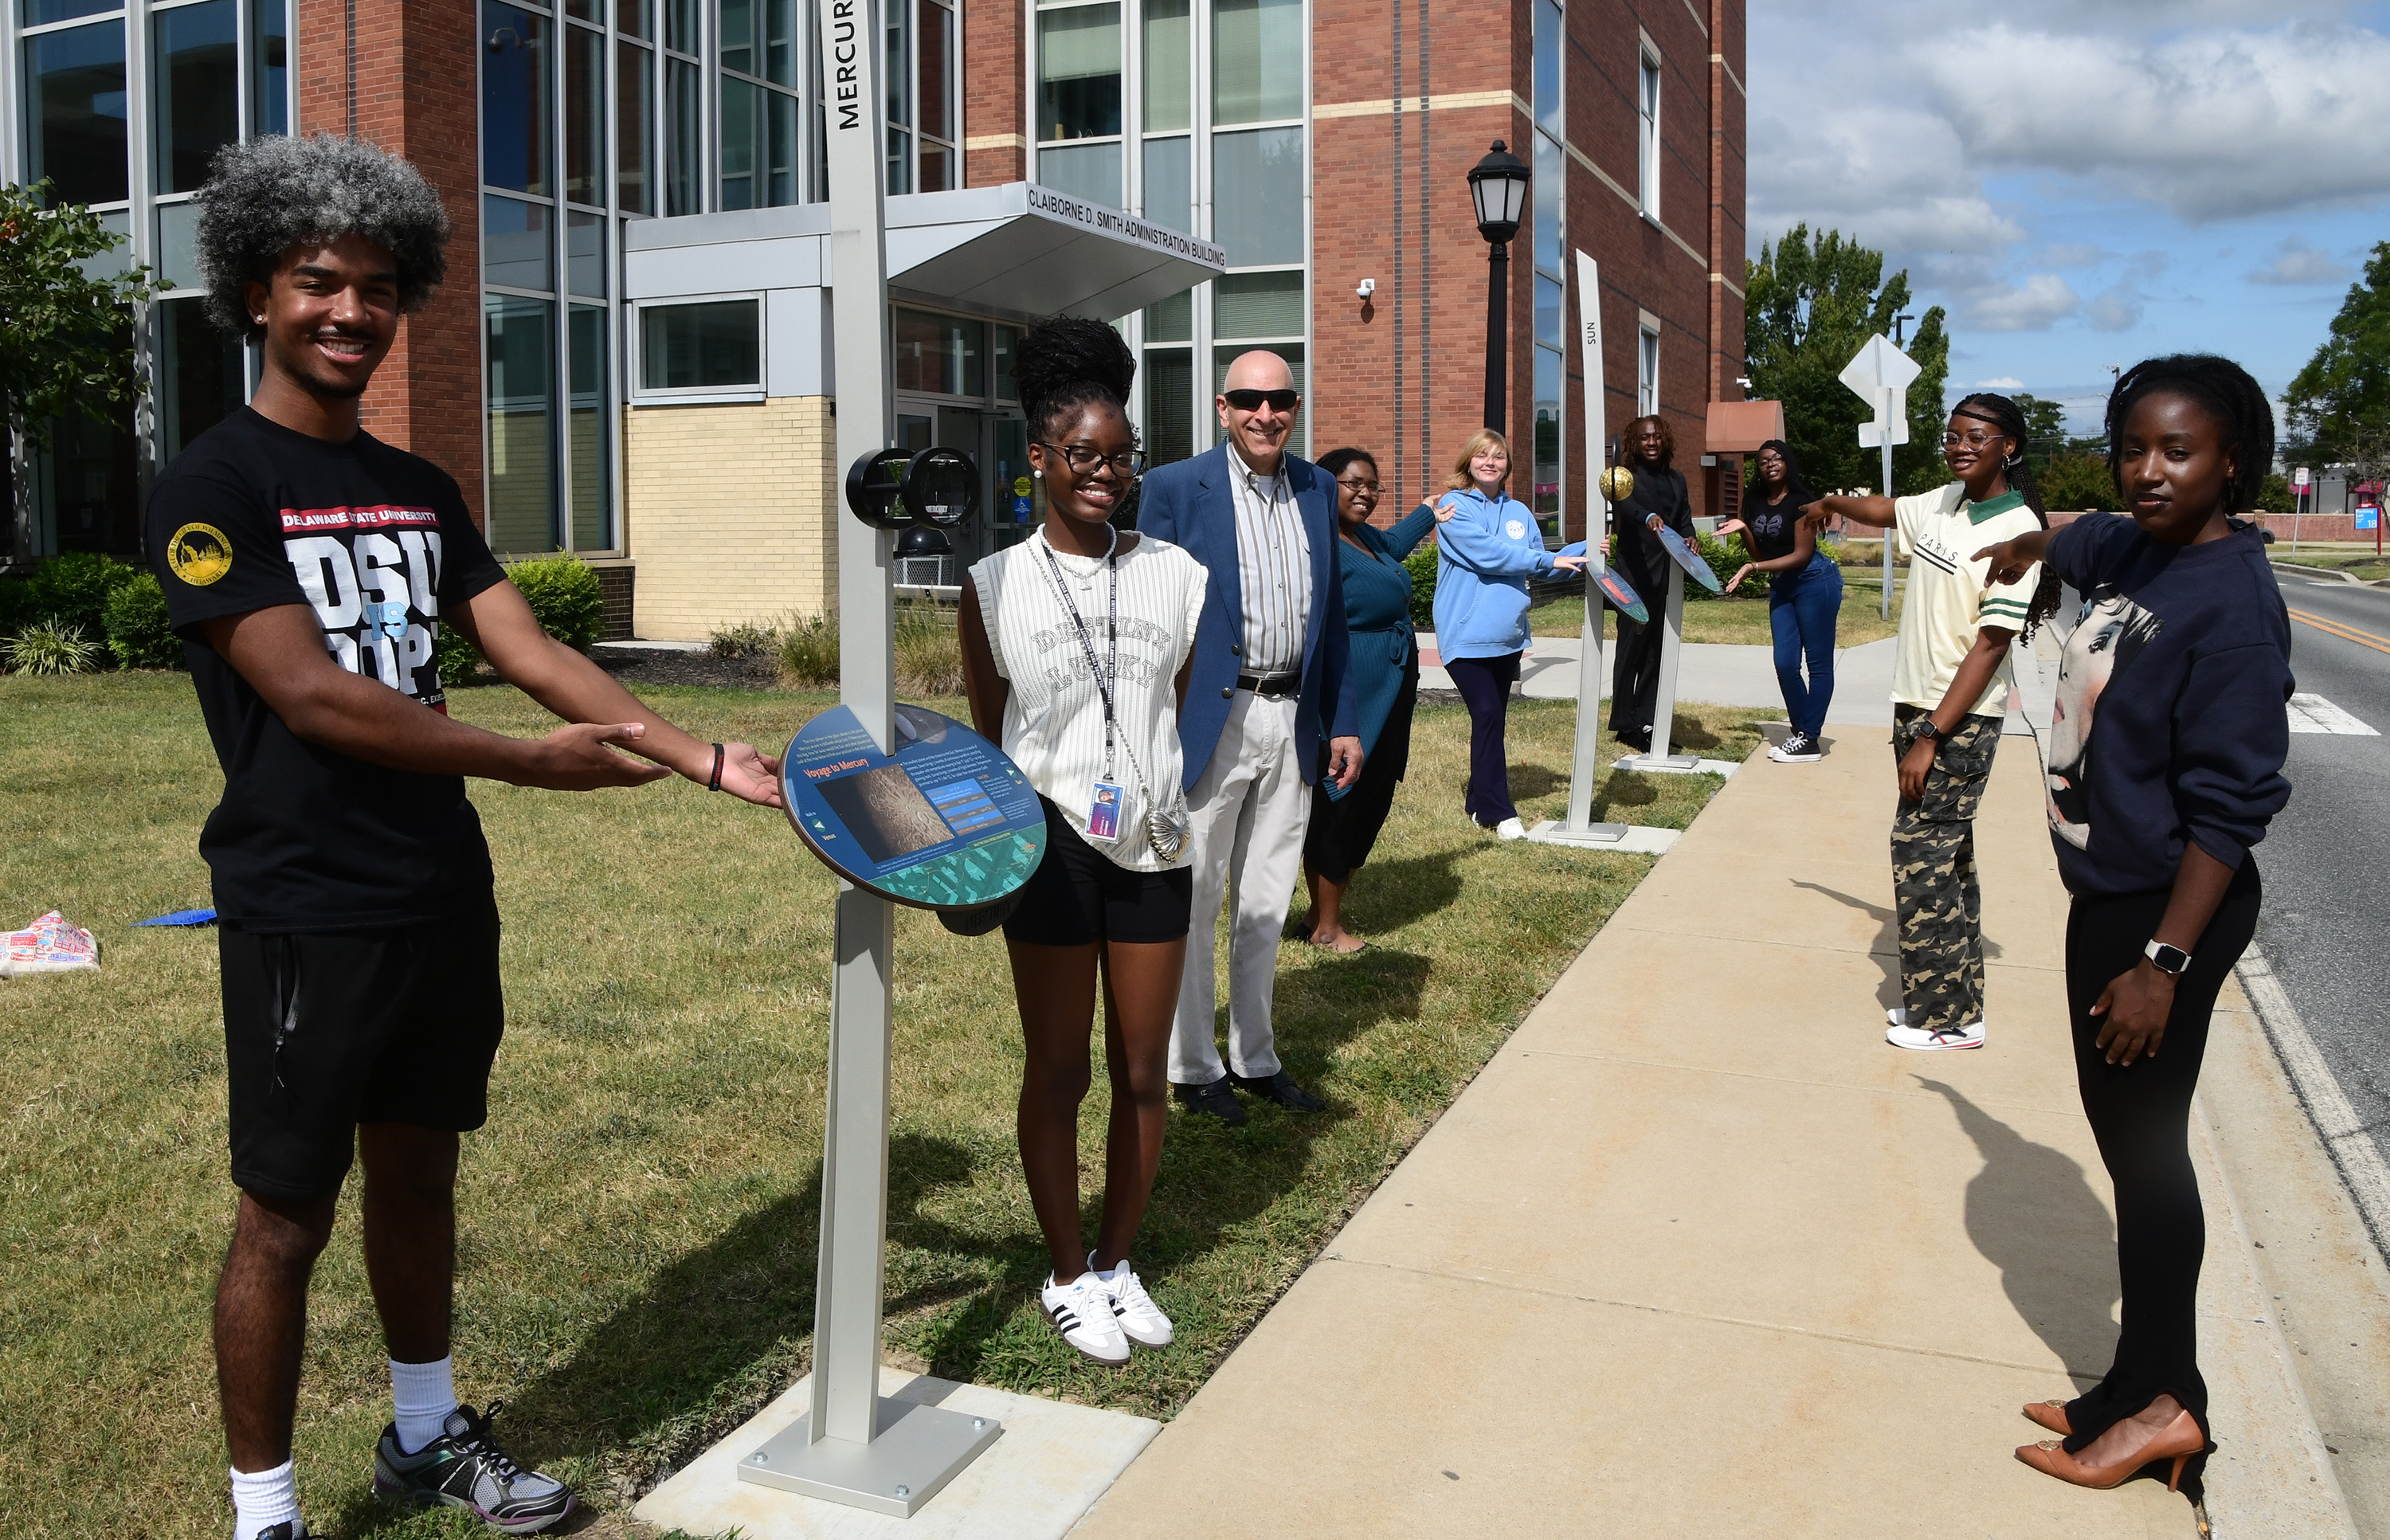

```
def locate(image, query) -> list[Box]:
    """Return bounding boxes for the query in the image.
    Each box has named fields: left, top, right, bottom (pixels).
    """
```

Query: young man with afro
left=150, top=133, right=784, bottom=1539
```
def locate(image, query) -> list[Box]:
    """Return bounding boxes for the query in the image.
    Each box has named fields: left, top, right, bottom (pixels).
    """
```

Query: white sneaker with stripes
left=1041, top=1272, right=1130, bottom=1365
left=1089, top=1254, right=1173, bottom=1347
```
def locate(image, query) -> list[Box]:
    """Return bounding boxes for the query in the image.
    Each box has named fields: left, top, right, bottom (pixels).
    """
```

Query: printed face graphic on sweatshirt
left=2047, top=588, right=2164, bottom=849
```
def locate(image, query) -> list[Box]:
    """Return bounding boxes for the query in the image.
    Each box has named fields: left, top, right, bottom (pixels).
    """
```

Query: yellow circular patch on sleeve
left=167, top=523, right=233, bottom=586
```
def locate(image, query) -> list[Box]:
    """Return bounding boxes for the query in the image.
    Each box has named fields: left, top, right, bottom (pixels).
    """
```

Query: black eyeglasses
left=1337, top=476, right=1382, bottom=496
left=1036, top=441, right=1146, bottom=479
left=1221, top=388, right=1301, bottom=413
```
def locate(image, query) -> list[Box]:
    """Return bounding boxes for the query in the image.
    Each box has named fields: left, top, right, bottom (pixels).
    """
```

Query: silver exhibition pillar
left=1620, top=560, right=1700, bottom=774
left=1529, top=249, right=1630, bottom=847
left=737, top=0, right=1000, bottom=1515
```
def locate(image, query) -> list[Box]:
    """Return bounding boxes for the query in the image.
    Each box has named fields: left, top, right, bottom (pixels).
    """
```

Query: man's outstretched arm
left=446, top=579, right=782, bottom=803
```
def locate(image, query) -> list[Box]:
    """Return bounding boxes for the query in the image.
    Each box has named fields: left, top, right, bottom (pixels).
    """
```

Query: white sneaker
left=1089, top=1253, right=1173, bottom=1347
left=1886, top=1021, right=1985, bottom=1051
left=1887, top=1006, right=1988, bottom=1032
left=1769, top=731, right=1824, bottom=762
left=1495, top=817, right=1527, bottom=840
left=1040, top=1273, right=1130, bottom=1365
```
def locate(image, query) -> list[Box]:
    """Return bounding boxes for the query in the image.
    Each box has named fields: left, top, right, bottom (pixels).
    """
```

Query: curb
left=2235, top=945, right=2390, bottom=1264
left=2269, top=558, right=2390, bottom=589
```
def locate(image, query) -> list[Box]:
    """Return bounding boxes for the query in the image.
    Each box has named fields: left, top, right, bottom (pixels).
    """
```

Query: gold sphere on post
left=1597, top=465, right=1636, bottom=503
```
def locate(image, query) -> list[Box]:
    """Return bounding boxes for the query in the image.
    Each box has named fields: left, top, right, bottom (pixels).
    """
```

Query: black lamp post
left=1468, top=139, right=1530, bottom=433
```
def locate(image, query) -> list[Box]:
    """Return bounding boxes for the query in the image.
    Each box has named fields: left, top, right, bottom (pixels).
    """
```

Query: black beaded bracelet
left=707, top=743, right=725, bottom=792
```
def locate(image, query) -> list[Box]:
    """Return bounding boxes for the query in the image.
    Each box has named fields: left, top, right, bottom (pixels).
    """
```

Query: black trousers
left=1306, top=665, right=1416, bottom=884
left=2059, top=860, right=2262, bottom=1474
left=1607, top=544, right=1671, bottom=739
left=1446, top=651, right=1520, bottom=826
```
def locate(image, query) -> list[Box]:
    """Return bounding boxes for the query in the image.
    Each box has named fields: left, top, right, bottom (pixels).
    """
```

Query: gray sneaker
left=373, top=1402, right=575, bottom=1534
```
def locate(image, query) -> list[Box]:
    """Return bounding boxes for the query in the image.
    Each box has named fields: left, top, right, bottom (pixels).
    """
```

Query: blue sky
left=1747, top=0, right=2390, bottom=433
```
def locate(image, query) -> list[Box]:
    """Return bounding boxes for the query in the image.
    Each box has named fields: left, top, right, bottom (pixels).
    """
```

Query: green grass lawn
left=0, top=672, right=1766, bottom=1539
left=1526, top=579, right=1905, bottom=646
left=2271, top=548, right=2390, bottom=584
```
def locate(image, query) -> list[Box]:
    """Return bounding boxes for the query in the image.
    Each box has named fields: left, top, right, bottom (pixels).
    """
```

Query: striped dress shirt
left=1227, top=445, right=1311, bottom=676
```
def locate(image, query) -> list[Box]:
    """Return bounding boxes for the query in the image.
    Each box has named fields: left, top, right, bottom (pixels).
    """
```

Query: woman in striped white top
left=959, top=317, right=1207, bottom=1367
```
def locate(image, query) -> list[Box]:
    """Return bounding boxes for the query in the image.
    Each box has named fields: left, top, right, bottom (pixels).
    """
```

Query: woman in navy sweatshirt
left=1974, top=355, right=2293, bottom=1499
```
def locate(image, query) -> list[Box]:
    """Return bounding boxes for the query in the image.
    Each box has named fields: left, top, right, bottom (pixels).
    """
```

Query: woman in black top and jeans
left=1974, top=355, right=2293, bottom=1499
left=1718, top=438, right=1841, bottom=762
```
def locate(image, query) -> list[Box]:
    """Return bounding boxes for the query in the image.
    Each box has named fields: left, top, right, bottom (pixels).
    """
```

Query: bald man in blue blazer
left=1136, top=349, right=1362, bottom=1126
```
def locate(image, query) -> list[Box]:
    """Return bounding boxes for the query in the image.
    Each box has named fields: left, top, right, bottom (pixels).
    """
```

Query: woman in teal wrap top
left=1295, top=448, right=1437, bottom=952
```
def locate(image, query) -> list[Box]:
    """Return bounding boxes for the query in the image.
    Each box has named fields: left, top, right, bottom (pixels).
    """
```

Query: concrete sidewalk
left=1076, top=732, right=2357, bottom=1537
left=1418, top=632, right=1901, bottom=725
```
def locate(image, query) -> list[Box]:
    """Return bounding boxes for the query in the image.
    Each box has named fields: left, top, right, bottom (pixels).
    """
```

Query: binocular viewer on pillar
left=844, top=445, right=983, bottom=531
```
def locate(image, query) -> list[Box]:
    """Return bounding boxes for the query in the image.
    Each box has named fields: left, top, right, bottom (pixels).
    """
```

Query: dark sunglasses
left=1221, top=388, right=1300, bottom=413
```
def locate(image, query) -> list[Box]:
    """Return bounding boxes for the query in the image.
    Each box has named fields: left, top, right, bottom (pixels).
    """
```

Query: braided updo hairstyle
left=2105, top=355, right=2275, bottom=514
left=1013, top=315, right=1138, bottom=444
left=1949, top=390, right=2062, bottom=639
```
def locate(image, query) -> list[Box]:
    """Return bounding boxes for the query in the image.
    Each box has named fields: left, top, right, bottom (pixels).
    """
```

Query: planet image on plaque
left=815, top=766, right=954, bottom=864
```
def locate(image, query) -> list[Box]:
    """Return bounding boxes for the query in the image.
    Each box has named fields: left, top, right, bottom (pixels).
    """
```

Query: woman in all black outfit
left=1974, top=355, right=2294, bottom=1498
left=1606, top=415, right=1695, bottom=752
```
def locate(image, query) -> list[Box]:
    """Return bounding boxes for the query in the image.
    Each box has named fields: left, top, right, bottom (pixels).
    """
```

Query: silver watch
left=2143, top=939, right=2192, bottom=977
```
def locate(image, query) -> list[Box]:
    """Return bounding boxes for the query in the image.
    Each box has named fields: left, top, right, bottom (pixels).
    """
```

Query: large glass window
left=638, top=299, right=761, bottom=390
left=892, top=308, right=985, bottom=397
left=1212, top=126, right=1300, bottom=266
left=154, top=0, right=237, bottom=194
left=249, top=0, right=285, bottom=135
left=719, top=0, right=801, bottom=207
left=483, top=2, right=551, bottom=195
left=25, top=21, right=129, bottom=205
left=564, top=21, right=604, bottom=205
left=617, top=38, right=655, bottom=211
left=1037, top=2, right=1122, bottom=206
left=1211, top=0, right=1300, bottom=124
left=486, top=296, right=558, bottom=553
left=568, top=305, right=612, bottom=550
left=159, top=295, right=245, bottom=460
left=1638, top=51, right=1660, bottom=220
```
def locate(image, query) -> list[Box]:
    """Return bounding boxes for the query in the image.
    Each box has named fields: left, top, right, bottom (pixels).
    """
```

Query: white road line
left=2237, top=944, right=2390, bottom=1262
left=2286, top=693, right=2380, bottom=735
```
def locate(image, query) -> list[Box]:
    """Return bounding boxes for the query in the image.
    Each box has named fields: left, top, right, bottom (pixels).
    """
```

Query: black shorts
left=1002, top=797, right=1193, bottom=947
left=219, top=894, right=505, bottom=1200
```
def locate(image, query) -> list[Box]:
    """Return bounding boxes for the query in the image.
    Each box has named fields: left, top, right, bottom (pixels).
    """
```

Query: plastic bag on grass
left=2, top=911, right=100, bottom=976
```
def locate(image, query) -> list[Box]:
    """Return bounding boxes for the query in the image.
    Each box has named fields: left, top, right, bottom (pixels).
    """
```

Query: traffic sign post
left=2294, top=466, right=2311, bottom=552
left=733, top=0, right=1004, bottom=1515
left=1841, top=335, right=1920, bottom=619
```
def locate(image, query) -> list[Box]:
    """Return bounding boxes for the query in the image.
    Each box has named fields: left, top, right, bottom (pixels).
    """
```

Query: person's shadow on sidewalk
left=1790, top=880, right=2004, bottom=1012
left=1914, top=1077, right=2116, bottom=1382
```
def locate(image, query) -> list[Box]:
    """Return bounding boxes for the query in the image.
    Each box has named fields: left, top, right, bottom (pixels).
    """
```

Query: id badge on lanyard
left=1085, top=779, right=1126, bottom=842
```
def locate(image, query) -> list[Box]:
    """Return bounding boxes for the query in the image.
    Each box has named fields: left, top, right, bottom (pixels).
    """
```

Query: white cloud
left=1977, top=377, right=2027, bottom=390
left=2087, top=280, right=2145, bottom=332
left=1964, top=275, right=2082, bottom=333
left=1747, top=103, right=2023, bottom=260
left=2042, top=243, right=2110, bottom=268
left=1918, top=23, right=2390, bottom=222
left=2249, top=238, right=2355, bottom=286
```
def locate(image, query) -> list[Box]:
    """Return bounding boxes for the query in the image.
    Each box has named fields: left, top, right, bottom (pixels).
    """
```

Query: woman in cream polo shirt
left=1802, top=392, right=2057, bottom=1052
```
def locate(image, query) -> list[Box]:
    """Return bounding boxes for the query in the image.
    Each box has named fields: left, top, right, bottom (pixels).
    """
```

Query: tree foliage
left=2008, top=393, right=2071, bottom=468
left=2285, top=241, right=2390, bottom=467
left=0, top=181, right=157, bottom=446
left=1745, top=225, right=1952, bottom=496
left=2038, top=453, right=2120, bottom=514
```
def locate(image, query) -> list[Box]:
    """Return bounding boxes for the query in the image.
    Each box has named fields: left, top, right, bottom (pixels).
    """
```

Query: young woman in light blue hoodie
left=1431, top=429, right=1585, bottom=837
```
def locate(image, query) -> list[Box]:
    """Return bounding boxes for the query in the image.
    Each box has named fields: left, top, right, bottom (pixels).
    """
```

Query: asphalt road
left=2255, top=564, right=2390, bottom=1197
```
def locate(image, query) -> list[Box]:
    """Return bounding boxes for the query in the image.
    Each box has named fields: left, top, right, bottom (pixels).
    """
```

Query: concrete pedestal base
left=636, top=1366, right=1159, bottom=1540
left=1523, top=821, right=1680, bottom=854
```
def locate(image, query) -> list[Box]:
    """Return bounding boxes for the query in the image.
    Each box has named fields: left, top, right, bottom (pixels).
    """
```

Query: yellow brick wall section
left=622, top=398, right=838, bottom=641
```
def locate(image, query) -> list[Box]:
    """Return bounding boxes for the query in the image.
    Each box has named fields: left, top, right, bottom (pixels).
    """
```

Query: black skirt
left=1305, top=663, right=1418, bottom=884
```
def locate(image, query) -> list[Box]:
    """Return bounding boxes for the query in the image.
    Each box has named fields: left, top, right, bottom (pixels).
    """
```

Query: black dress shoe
left=1228, top=1068, right=1326, bottom=1112
left=1172, top=1076, right=1248, bottom=1127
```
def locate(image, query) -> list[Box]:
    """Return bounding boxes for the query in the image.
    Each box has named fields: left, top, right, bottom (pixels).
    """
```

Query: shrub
left=710, top=620, right=772, bottom=657
left=1405, top=545, right=1437, bottom=630
left=0, top=574, right=32, bottom=637
left=1688, top=531, right=1765, bottom=600
left=102, top=571, right=182, bottom=668
left=506, top=552, right=608, bottom=651
left=894, top=603, right=963, bottom=697
left=2255, top=472, right=2294, bottom=515
left=774, top=613, right=840, bottom=688
left=22, top=551, right=138, bottom=641
left=3, top=617, right=103, bottom=675
left=433, top=622, right=484, bottom=688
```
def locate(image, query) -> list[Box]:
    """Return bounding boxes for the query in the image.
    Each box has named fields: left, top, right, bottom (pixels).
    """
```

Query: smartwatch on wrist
left=2143, top=940, right=2192, bottom=977
left=1911, top=719, right=1942, bottom=748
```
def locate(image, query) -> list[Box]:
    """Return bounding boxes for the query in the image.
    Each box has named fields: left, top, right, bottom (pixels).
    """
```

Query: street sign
left=2357, top=505, right=2380, bottom=531
left=1840, top=333, right=1918, bottom=620
left=2295, top=466, right=2312, bottom=488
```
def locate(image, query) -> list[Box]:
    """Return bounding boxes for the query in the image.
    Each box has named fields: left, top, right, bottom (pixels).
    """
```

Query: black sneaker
left=373, top=1402, right=575, bottom=1534
left=1770, top=731, right=1824, bottom=763
left=250, top=1523, right=309, bottom=1540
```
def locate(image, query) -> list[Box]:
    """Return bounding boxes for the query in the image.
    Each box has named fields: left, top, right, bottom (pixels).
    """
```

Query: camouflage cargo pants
left=1890, top=704, right=2003, bottom=1034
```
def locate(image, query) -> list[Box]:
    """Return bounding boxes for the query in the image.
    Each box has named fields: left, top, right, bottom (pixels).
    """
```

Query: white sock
left=390, top=1355, right=459, bottom=1455
left=229, top=1460, right=298, bottom=1539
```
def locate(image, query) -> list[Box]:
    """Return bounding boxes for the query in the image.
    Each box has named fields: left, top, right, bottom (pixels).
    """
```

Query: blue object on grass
left=133, top=908, right=217, bottom=927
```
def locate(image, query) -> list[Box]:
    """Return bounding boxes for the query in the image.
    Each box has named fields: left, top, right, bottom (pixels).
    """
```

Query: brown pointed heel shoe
left=2016, top=1409, right=2207, bottom=1492
left=2023, top=1399, right=2072, bottom=1436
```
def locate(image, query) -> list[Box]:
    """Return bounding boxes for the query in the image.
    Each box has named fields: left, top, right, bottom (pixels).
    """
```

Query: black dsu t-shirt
left=147, top=408, right=507, bottom=932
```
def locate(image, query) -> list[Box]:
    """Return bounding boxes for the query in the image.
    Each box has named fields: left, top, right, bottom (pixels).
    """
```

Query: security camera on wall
left=1356, top=278, right=1377, bottom=299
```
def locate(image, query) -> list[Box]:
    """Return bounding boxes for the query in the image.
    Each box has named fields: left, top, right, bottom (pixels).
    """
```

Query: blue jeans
left=1769, top=552, right=1842, bottom=738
